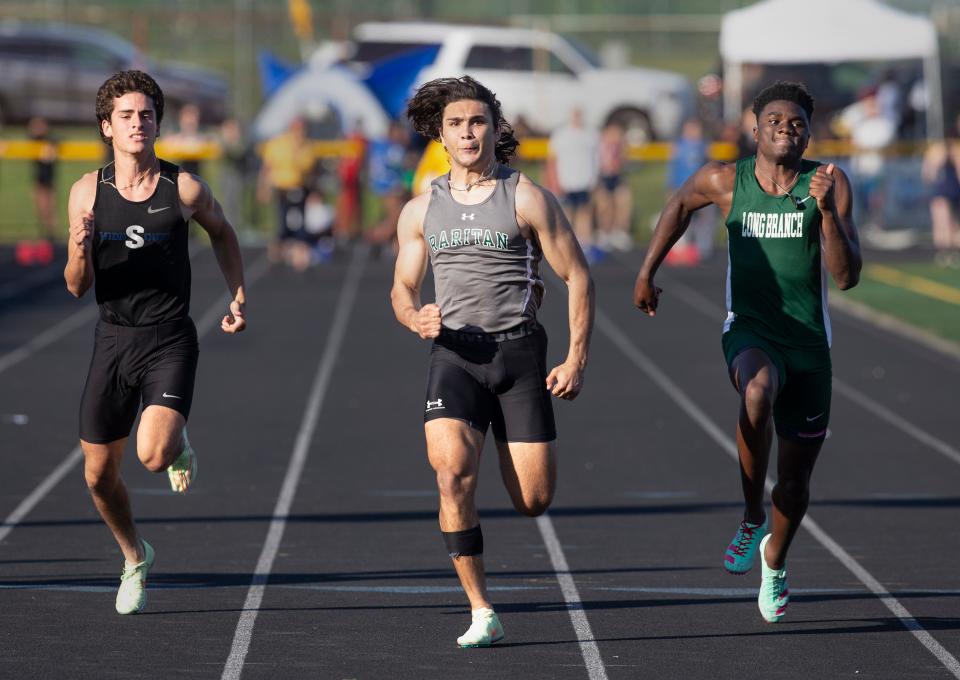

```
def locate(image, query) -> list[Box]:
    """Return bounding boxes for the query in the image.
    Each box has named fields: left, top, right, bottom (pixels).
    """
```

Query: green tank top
left=724, top=156, right=831, bottom=349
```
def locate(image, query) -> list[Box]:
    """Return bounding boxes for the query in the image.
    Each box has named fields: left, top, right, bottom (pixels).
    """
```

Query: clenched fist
left=415, top=303, right=442, bottom=339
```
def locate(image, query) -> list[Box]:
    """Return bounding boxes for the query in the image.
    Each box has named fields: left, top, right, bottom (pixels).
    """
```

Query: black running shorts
left=722, top=327, right=832, bottom=442
left=79, top=317, right=199, bottom=444
left=424, top=322, right=557, bottom=443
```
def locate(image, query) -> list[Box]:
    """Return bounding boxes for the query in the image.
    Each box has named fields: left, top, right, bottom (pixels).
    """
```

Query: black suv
left=0, top=21, right=228, bottom=126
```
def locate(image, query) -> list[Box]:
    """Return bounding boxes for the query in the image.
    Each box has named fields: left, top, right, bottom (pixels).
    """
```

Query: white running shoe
left=115, top=539, right=155, bottom=615
left=167, top=428, right=197, bottom=493
left=758, top=534, right=789, bottom=623
left=457, top=608, right=504, bottom=648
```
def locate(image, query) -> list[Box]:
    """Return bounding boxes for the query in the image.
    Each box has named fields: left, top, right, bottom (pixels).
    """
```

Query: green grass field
left=840, top=262, right=960, bottom=345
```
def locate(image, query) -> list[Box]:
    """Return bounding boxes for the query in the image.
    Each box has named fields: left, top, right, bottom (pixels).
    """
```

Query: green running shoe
left=167, top=428, right=197, bottom=493
left=724, top=517, right=767, bottom=574
left=758, top=534, right=789, bottom=623
left=456, top=608, right=504, bottom=648
left=115, top=539, right=155, bottom=615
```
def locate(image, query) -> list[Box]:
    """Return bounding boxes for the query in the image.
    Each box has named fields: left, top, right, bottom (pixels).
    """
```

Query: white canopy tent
left=720, top=0, right=943, bottom=138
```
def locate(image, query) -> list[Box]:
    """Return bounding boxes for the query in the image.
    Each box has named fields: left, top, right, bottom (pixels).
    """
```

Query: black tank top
left=92, top=159, right=191, bottom=326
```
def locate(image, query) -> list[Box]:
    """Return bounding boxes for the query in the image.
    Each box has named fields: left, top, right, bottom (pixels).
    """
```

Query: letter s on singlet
left=125, top=225, right=145, bottom=249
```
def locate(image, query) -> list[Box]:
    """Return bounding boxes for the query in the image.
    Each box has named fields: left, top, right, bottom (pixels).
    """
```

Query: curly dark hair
left=752, top=81, right=815, bottom=121
left=407, top=76, right=519, bottom=164
left=95, top=70, right=165, bottom=145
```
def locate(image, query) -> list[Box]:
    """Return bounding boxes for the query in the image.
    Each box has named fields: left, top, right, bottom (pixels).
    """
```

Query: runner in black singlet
left=392, top=76, right=595, bottom=647
left=64, top=71, right=246, bottom=615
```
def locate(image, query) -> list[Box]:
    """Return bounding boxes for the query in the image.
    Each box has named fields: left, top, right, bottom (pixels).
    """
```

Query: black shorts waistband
left=97, top=317, right=194, bottom=337
left=439, top=319, right=540, bottom=343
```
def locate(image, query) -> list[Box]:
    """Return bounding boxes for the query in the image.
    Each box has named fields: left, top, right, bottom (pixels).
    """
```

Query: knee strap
left=442, top=525, right=483, bottom=558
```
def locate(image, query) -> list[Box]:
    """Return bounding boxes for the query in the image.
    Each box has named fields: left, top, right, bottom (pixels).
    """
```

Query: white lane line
left=540, top=275, right=611, bottom=679
left=0, top=445, right=83, bottom=544
left=0, top=305, right=98, bottom=376
left=537, top=515, right=610, bottom=680
left=831, top=380, right=960, bottom=466
left=0, top=265, right=62, bottom=304
left=670, top=280, right=960, bottom=469
left=0, top=246, right=221, bottom=377
left=221, top=245, right=367, bottom=680
left=594, top=307, right=960, bottom=678
left=829, top=294, right=960, bottom=363
left=0, top=252, right=272, bottom=546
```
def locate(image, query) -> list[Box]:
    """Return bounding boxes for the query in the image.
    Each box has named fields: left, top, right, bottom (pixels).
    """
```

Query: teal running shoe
left=115, top=539, right=155, bottom=615
left=724, top=517, right=767, bottom=574
left=456, top=608, right=504, bottom=648
left=758, top=534, right=789, bottom=623
left=167, top=428, right=197, bottom=493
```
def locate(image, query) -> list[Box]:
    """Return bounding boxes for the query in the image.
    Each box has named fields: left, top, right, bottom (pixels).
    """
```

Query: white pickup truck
left=350, top=21, right=693, bottom=143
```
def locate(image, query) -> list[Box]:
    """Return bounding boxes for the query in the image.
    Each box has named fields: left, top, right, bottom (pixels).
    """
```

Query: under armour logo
left=461, top=213, right=475, bottom=221
left=426, top=398, right=445, bottom=411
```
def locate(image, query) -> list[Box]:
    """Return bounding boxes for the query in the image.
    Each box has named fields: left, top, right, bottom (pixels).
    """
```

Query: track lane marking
left=537, top=515, right=610, bottom=680
left=668, top=280, right=960, bottom=467
left=221, top=246, right=366, bottom=680
left=594, top=304, right=960, bottom=678
left=0, top=253, right=272, bottom=546
left=0, top=246, right=214, bottom=377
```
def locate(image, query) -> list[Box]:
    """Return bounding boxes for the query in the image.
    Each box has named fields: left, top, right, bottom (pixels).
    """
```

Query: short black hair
left=96, top=70, right=165, bottom=145
left=407, top=75, right=519, bottom=164
left=752, top=81, right=814, bottom=121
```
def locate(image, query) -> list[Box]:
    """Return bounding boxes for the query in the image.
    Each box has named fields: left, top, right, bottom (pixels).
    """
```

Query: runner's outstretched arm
left=516, top=176, right=594, bottom=401
left=390, top=193, right=439, bottom=339
left=634, top=161, right=734, bottom=316
left=64, top=172, right=97, bottom=297
left=180, top=173, right=247, bottom=333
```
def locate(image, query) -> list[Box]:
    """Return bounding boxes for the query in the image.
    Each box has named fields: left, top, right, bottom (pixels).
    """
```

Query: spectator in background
left=847, top=95, right=896, bottom=233
left=218, top=117, right=250, bottom=229
left=665, top=118, right=717, bottom=265
left=299, top=173, right=336, bottom=269
left=165, top=104, right=206, bottom=176
left=334, top=120, right=366, bottom=243
left=364, top=119, right=411, bottom=257
left=28, top=116, right=58, bottom=249
left=547, top=108, right=600, bottom=261
left=875, top=70, right=902, bottom=134
left=922, top=116, right=960, bottom=267
left=593, top=122, right=633, bottom=252
left=257, top=117, right=316, bottom=266
left=738, top=106, right=758, bottom=159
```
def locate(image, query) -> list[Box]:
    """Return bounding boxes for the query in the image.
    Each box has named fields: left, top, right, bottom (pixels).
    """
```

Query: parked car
left=0, top=21, right=228, bottom=127
left=349, top=22, right=694, bottom=143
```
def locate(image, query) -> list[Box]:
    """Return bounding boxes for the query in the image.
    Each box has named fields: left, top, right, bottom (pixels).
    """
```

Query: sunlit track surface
left=0, top=243, right=957, bottom=679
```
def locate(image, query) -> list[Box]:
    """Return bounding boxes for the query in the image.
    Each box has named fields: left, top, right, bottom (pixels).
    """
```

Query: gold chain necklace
left=448, top=161, right=498, bottom=192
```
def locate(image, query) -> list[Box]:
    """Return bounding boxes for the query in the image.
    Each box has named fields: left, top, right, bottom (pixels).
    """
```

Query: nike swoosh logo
left=805, top=412, right=824, bottom=422
left=162, top=392, right=182, bottom=399
left=147, top=205, right=171, bottom=214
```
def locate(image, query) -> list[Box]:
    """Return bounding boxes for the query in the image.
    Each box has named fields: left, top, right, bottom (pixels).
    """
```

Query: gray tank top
left=423, top=165, right=544, bottom=332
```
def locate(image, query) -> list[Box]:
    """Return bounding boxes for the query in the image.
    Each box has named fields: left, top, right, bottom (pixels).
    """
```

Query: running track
left=1, top=243, right=958, bottom=679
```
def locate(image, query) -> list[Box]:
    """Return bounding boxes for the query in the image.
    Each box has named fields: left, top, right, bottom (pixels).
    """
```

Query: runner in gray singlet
left=423, top=163, right=543, bottom=333
left=392, top=76, right=595, bottom=647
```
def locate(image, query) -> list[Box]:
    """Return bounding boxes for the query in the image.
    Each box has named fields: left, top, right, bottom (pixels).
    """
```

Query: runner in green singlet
left=633, top=81, right=861, bottom=622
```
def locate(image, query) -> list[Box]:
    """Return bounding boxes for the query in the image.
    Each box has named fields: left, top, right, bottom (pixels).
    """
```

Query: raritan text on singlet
left=422, top=166, right=544, bottom=333
left=724, top=156, right=831, bottom=349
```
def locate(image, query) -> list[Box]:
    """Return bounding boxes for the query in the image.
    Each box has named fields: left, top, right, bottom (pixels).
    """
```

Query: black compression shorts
left=424, top=322, right=556, bottom=443
left=79, top=317, right=199, bottom=444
